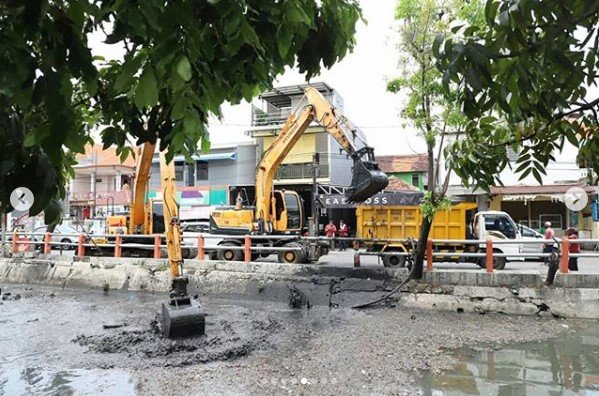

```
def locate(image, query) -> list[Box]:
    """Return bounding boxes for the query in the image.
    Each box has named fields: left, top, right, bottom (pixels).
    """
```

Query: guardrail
left=4, top=230, right=599, bottom=272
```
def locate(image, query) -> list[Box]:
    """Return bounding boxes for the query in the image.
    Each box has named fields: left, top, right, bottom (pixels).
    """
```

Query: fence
left=5, top=230, right=599, bottom=274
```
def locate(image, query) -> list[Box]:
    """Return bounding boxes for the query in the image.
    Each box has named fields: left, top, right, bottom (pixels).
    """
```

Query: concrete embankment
left=1, top=254, right=598, bottom=318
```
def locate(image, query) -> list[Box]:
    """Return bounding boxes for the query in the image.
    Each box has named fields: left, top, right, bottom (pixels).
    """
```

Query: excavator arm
left=129, top=142, right=204, bottom=338
left=255, top=87, right=388, bottom=228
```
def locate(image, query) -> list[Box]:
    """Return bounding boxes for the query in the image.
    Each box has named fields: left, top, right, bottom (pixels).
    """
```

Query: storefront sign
left=318, top=192, right=423, bottom=208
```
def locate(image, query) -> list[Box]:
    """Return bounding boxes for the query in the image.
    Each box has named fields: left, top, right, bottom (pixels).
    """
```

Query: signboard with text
left=318, top=192, right=423, bottom=208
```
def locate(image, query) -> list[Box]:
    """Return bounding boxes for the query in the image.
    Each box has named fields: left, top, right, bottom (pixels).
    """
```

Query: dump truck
left=356, top=202, right=527, bottom=270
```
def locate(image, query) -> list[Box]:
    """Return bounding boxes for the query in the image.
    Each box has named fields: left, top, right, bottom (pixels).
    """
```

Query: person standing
left=338, top=220, right=349, bottom=251
left=567, top=228, right=580, bottom=271
left=543, top=221, right=556, bottom=266
left=324, top=220, right=337, bottom=249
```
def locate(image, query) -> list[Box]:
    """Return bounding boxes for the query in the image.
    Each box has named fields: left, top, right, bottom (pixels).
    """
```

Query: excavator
left=107, top=142, right=205, bottom=338
left=209, top=87, right=388, bottom=263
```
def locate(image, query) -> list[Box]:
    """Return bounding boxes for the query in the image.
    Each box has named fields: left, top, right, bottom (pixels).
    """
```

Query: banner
left=318, top=192, right=423, bottom=208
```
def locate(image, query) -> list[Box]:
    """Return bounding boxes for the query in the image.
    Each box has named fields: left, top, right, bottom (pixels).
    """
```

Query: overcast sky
left=89, top=1, right=427, bottom=155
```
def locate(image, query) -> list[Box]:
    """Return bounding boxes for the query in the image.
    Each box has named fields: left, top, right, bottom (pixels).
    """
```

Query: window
left=484, top=214, right=517, bottom=239
left=174, top=162, right=184, bottom=182
left=186, top=163, right=194, bottom=186
left=539, top=214, right=563, bottom=230
left=196, top=161, right=208, bottom=181
left=411, top=173, right=419, bottom=186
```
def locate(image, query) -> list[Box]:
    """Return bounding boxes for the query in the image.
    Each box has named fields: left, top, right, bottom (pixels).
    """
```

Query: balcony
left=275, top=162, right=329, bottom=180
left=251, top=105, right=293, bottom=127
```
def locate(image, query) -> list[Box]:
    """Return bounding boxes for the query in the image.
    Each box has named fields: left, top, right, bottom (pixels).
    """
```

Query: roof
left=75, top=144, right=136, bottom=168
left=386, top=176, right=420, bottom=191
left=377, top=154, right=429, bottom=173
left=259, top=82, right=334, bottom=108
left=490, top=183, right=596, bottom=195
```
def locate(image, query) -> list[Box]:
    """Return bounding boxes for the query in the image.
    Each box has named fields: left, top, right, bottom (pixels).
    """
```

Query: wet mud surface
left=0, top=284, right=584, bottom=395
left=74, top=309, right=279, bottom=367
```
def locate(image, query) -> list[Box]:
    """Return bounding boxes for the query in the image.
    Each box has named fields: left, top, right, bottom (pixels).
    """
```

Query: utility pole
left=311, top=153, right=320, bottom=237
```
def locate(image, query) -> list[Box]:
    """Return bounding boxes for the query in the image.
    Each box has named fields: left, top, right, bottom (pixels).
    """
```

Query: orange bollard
left=426, top=238, right=433, bottom=272
left=486, top=238, right=494, bottom=273
left=560, top=238, right=569, bottom=274
left=197, top=235, right=205, bottom=260
left=114, top=234, right=122, bottom=258
left=153, top=234, right=161, bottom=259
left=12, top=230, right=18, bottom=253
left=244, top=235, right=251, bottom=263
left=44, top=232, right=51, bottom=254
left=77, top=233, right=85, bottom=256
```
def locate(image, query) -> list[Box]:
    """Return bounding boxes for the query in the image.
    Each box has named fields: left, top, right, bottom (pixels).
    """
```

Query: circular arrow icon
left=10, top=187, right=34, bottom=212
left=564, top=187, right=588, bottom=212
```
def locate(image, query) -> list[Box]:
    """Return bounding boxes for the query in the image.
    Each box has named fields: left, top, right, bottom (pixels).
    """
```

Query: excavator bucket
left=162, top=301, right=205, bottom=338
left=161, top=277, right=205, bottom=338
left=346, top=147, right=389, bottom=203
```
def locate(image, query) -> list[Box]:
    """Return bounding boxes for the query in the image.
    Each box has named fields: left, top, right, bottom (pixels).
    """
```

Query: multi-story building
left=247, top=82, right=364, bottom=228
left=70, top=144, right=135, bottom=219
left=147, top=142, right=257, bottom=220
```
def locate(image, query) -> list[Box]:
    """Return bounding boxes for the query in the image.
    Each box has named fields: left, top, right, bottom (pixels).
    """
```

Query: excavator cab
left=346, top=147, right=389, bottom=203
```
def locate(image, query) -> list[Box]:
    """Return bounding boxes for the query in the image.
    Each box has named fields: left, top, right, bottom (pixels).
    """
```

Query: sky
left=88, top=1, right=427, bottom=155
left=208, top=0, right=426, bottom=155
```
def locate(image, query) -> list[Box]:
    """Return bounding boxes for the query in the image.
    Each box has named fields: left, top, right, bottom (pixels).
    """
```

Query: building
left=70, top=144, right=135, bottom=219
left=377, top=154, right=429, bottom=190
left=438, top=137, right=599, bottom=238
left=247, top=82, right=364, bottom=228
left=147, top=142, right=257, bottom=220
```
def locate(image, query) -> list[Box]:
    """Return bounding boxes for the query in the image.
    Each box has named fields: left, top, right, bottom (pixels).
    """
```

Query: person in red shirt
left=324, top=220, right=337, bottom=249
left=338, top=219, right=349, bottom=251
left=567, top=228, right=580, bottom=271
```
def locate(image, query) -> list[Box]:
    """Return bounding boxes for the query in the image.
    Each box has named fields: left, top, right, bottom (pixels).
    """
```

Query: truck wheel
left=382, top=254, right=406, bottom=268
left=477, top=256, right=507, bottom=270
left=217, top=242, right=242, bottom=261
left=278, top=242, right=305, bottom=264
left=493, top=256, right=506, bottom=270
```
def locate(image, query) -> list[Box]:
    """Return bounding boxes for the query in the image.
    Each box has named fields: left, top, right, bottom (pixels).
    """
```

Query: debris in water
left=103, top=323, right=128, bottom=329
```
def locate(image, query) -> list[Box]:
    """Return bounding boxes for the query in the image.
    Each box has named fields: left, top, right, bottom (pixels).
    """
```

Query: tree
left=435, top=0, right=599, bottom=189
left=387, top=0, right=484, bottom=278
left=0, top=0, right=362, bottom=224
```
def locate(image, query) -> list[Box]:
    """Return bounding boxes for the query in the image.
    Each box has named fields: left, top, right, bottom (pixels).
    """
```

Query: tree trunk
left=412, top=215, right=433, bottom=279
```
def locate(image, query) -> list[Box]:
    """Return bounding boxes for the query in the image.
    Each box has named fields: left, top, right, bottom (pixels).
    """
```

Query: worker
left=543, top=221, right=556, bottom=266
left=324, top=219, right=337, bottom=249
left=567, top=228, right=580, bottom=271
left=338, top=220, right=349, bottom=251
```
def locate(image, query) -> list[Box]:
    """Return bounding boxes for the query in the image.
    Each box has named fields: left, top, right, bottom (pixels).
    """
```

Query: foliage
left=421, top=191, right=451, bottom=221
left=0, top=0, right=362, bottom=222
left=435, top=0, right=599, bottom=189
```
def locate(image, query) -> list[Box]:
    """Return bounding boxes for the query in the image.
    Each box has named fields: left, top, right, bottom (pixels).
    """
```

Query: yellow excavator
left=209, top=87, right=388, bottom=263
left=105, top=142, right=204, bottom=338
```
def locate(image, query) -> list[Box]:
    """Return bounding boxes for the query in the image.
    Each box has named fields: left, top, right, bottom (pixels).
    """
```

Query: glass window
left=484, top=215, right=516, bottom=239
left=411, top=173, right=419, bottom=186
left=174, top=162, right=184, bottom=182
left=196, top=161, right=208, bottom=181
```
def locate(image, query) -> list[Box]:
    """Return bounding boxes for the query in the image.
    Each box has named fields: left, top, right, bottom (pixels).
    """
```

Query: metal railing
left=5, top=230, right=599, bottom=273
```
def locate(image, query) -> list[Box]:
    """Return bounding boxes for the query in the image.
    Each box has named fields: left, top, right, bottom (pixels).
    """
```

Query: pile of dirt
left=73, top=307, right=279, bottom=367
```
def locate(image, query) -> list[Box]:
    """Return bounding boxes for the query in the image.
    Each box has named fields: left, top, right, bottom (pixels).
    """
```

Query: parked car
left=32, top=224, right=82, bottom=249
left=180, top=220, right=223, bottom=259
left=519, top=224, right=544, bottom=260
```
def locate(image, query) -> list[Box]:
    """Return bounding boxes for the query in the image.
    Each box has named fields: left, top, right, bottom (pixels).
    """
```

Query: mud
left=74, top=308, right=279, bottom=367
left=0, top=284, right=582, bottom=395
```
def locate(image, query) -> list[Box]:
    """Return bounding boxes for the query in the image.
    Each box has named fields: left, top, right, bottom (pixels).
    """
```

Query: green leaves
left=134, top=67, right=159, bottom=109
left=175, top=56, right=192, bottom=82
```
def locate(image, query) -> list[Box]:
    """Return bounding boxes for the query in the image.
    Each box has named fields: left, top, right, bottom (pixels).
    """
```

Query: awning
left=152, top=152, right=237, bottom=163
left=502, top=194, right=565, bottom=202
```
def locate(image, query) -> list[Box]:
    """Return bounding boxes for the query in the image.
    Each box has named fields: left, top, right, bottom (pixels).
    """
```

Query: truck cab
left=472, top=211, right=524, bottom=266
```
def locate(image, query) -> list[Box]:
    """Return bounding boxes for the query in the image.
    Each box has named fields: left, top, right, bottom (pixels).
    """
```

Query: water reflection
left=0, top=367, right=135, bottom=396
left=421, top=327, right=599, bottom=395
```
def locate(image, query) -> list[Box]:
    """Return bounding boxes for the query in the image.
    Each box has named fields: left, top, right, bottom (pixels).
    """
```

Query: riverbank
left=0, top=284, right=578, bottom=394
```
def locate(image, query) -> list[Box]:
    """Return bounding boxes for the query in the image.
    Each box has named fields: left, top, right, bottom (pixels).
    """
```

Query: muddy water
left=420, top=325, right=599, bottom=395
